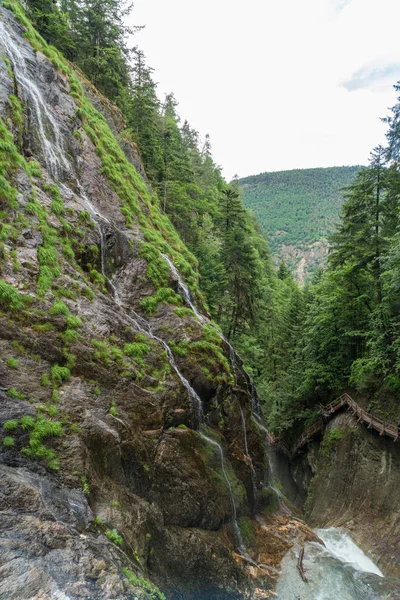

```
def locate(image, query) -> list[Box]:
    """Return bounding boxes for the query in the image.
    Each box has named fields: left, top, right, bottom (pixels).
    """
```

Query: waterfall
left=0, top=22, right=204, bottom=425
left=199, top=431, right=247, bottom=554
left=239, top=405, right=258, bottom=506
left=254, top=417, right=291, bottom=515
left=161, top=250, right=266, bottom=510
left=160, top=253, right=206, bottom=324
left=276, top=528, right=386, bottom=600
left=0, top=21, right=69, bottom=178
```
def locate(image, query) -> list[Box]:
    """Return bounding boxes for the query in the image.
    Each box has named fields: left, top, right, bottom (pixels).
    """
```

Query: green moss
left=7, top=388, right=26, bottom=400
left=16, top=415, right=63, bottom=468
left=64, top=328, right=79, bottom=345
left=140, top=242, right=169, bottom=287
left=9, top=94, right=23, bottom=129
left=321, top=428, right=345, bottom=457
left=2, top=436, right=15, bottom=447
left=25, top=160, right=42, bottom=178
left=50, top=301, right=70, bottom=316
left=20, top=415, right=35, bottom=430
left=89, top=268, right=106, bottom=289
left=237, top=516, right=256, bottom=547
left=3, top=419, right=19, bottom=431
left=261, top=486, right=280, bottom=515
left=122, top=568, right=166, bottom=600
left=123, top=340, right=150, bottom=366
left=11, top=341, right=24, bottom=353
left=41, top=373, right=50, bottom=387
left=174, top=307, right=195, bottom=318
left=0, top=281, right=25, bottom=311
left=105, top=528, right=123, bottom=546
left=51, top=364, right=71, bottom=385
left=81, top=476, right=90, bottom=495
left=169, top=340, right=188, bottom=358
left=109, top=400, right=118, bottom=417
left=140, top=287, right=182, bottom=315
left=6, top=357, right=19, bottom=369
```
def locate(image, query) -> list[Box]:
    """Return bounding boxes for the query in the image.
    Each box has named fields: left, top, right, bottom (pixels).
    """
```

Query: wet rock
left=0, top=5, right=306, bottom=598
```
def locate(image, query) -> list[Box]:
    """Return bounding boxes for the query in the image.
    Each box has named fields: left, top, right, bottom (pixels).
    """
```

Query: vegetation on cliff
left=9, top=0, right=400, bottom=451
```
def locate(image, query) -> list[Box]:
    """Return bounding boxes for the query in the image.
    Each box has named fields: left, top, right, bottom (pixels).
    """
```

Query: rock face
left=278, top=412, right=400, bottom=577
left=0, top=4, right=314, bottom=599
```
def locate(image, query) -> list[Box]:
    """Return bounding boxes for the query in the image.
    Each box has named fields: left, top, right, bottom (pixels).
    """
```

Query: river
left=276, top=527, right=400, bottom=600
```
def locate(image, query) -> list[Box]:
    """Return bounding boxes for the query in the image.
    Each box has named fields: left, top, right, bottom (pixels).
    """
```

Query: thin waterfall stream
left=0, top=21, right=69, bottom=178
left=0, top=20, right=204, bottom=426
left=253, top=417, right=292, bottom=515
left=199, top=431, right=247, bottom=554
left=239, top=405, right=258, bottom=505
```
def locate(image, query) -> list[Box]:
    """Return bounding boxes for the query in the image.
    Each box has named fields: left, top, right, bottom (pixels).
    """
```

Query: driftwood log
left=296, top=546, right=308, bottom=582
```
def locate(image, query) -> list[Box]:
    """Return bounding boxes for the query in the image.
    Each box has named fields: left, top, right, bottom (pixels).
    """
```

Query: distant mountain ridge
left=240, top=166, right=362, bottom=282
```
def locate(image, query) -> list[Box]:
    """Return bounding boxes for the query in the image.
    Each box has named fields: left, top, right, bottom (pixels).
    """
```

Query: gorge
left=1, top=1, right=400, bottom=599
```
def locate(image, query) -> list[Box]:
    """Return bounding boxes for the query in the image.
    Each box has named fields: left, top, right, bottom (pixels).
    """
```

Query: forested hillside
left=240, top=166, right=361, bottom=281
left=265, top=139, right=400, bottom=446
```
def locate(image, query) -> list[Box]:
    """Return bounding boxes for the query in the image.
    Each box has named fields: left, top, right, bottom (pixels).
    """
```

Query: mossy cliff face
left=0, top=3, right=313, bottom=598
left=280, top=413, right=400, bottom=578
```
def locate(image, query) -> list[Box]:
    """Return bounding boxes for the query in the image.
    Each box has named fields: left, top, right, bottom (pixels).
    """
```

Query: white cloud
left=127, top=0, right=400, bottom=179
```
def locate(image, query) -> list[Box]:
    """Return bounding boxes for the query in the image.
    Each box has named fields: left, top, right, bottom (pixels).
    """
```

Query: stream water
left=276, top=527, right=400, bottom=600
left=0, top=21, right=68, bottom=178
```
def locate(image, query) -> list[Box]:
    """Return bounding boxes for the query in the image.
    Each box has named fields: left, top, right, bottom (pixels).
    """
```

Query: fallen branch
left=296, top=546, right=308, bottom=582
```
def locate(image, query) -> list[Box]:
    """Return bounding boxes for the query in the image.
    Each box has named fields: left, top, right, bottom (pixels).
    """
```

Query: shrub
left=2, top=436, right=15, bottom=447
left=20, top=415, right=35, bottom=430
left=50, top=301, right=70, bottom=316
left=109, top=400, right=118, bottom=417
left=0, top=281, right=25, bottom=311
left=51, top=364, right=71, bottom=385
left=122, top=568, right=166, bottom=600
left=105, top=528, right=123, bottom=546
left=7, top=357, right=19, bottom=369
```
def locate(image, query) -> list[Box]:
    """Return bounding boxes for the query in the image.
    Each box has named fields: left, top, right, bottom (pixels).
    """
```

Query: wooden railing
left=293, top=393, right=399, bottom=454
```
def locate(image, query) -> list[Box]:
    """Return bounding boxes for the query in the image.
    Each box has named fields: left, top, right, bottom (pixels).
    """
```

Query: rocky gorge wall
left=0, top=3, right=318, bottom=599
left=277, top=411, right=400, bottom=578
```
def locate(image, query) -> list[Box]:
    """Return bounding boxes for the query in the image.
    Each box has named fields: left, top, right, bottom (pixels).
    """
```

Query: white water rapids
left=275, top=527, right=399, bottom=600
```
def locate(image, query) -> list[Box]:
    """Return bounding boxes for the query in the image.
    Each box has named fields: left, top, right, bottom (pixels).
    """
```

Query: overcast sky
left=128, top=0, right=400, bottom=180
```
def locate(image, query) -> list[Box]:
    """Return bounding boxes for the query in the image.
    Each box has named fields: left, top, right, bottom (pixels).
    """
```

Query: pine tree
left=127, top=50, right=163, bottom=183
left=75, top=0, right=135, bottom=102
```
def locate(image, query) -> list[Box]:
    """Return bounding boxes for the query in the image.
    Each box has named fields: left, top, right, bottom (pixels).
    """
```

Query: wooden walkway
left=294, top=393, right=399, bottom=454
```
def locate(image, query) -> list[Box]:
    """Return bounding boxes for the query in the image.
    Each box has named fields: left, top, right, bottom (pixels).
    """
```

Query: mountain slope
left=0, top=2, right=317, bottom=599
left=240, top=166, right=361, bottom=281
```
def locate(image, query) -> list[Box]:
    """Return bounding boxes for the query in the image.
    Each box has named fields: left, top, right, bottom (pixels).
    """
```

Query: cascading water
left=276, top=528, right=394, bottom=600
left=239, top=405, right=258, bottom=504
left=0, top=20, right=204, bottom=426
left=199, top=431, right=247, bottom=553
left=160, top=253, right=206, bottom=324
left=254, top=417, right=291, bottom=515
left=0, top=21, right=69, bottom=178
